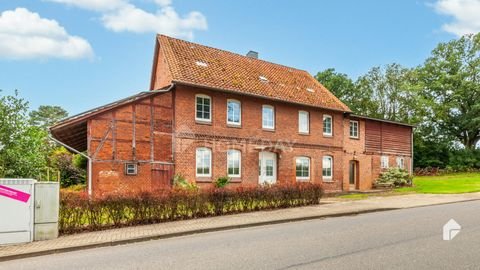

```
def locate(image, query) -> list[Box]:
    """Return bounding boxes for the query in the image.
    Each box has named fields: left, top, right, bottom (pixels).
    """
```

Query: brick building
left=50, top=35, right=413, bottom=195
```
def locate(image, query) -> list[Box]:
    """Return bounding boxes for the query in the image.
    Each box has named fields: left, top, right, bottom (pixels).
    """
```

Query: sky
left=0, top=0, right=479, bottom=115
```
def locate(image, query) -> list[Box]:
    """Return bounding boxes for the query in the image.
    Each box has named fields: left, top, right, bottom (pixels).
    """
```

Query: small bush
left=214, top=176, right=230, bottom=188
left=173, top=174, right=198, bottom=191
left=375, top=167, right=412, bottom=187
left=59, top=183, right=323, bottom=234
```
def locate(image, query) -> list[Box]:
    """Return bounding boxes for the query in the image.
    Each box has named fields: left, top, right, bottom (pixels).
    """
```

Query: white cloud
left=47, top=0, right=207, bottom=39
left=102, top=4, right=207, bottom=39
left=45, top=0, right=128, bottom=12
left=434, top=0, right=480, bottom=36
left=0, top=8, right=93, bottom=60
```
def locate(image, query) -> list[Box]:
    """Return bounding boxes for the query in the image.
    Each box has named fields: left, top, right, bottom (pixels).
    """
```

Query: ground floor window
left=396, top=157, right=405, bottom=169
left=296, top=157, right=310, bottom=180
left=322, top=156, right=333, bottom=181
left=227, top=149, right=241, bottom=177
left=381, top=156, right=389, bottom=169
left=196, top=147, right=212, bottom=177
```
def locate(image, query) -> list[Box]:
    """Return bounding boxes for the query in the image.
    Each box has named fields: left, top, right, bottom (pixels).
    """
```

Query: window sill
left=322, top=178, right=333, bottom=182
left=227, top=124, right=242, bottom=129
left=262, top=128, right=275, bottom=132
left=195, top=177, right=212, bottom=183
left=228, top=177, right=242, bottom=183
left=323, top=134, right=333, bottom=138
left=296, top=178, right=310, bottom=182
left=298, top=132, right=310, bottom=136
left=195, top=120, right=212, bottom=125
left=349, top=136, right=360, bottom=140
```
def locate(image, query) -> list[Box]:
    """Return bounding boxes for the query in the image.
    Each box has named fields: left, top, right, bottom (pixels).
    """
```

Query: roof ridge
left=157, top=34, right=310, bottom=74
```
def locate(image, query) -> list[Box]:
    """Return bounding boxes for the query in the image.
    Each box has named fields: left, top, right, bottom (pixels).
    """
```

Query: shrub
left=375, top=167, right=412, bottom=187
left=173, top=174, right=198, bottom=191
left=58, top=183, right=323, bottom=234
left=214, top=176, right=230, bottom=188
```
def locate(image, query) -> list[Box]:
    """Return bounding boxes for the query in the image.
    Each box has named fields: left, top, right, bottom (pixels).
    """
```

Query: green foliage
left=50, top=147, right=86, bottom=187
left=214, top=176, right=230, bottom=188
left=173, top=174, right=198, bottom=191
left=0, top=90, right=48, bottom=178
left=59, top=183, right=323, bottom=234
left=376, top=167, right=412, bottom=187
left=29, top=105, right=68, bottom=129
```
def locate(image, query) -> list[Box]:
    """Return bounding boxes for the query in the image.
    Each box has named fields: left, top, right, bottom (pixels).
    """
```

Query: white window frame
left=195, top=94, right=212, bottom=122
left=349, top=120, right=359, bottom=138
left=298, top=110, right=309, bottom=134
left=262, top=105, right=275, bottom=130
left=323, top=114, right=333, bottom=136
left=196, top=147, right=212, bottom=177
left=227, top=99, right=241, bottom=126
left=125, top=163, right=138, bottom=176
left=295, top=156, right=311, bottom=181
left=322, top=156, right=333, bottom=181
left=381, top=156, right=389, bottom=169
left=227, top=149, right=241, bottom=177
left=396, top=157, right=405, bottom=169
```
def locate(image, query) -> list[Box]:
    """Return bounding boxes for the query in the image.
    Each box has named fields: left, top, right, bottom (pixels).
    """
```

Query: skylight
left=259, top=76, right=268, bottom=82
left=196, top=61, right=208, bottom=67
left=306, top=88, right=315, bottom=93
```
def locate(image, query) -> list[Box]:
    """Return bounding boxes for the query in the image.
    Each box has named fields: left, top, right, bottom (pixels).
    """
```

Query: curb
left=0, top=207, right=398, bottom=262
left=2, top=197, right=480, bottom=262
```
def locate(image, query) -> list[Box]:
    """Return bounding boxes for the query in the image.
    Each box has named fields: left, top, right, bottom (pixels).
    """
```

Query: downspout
left=48, top=135, right=93, bottom=196
left=410, top=130, right=414, bottom=175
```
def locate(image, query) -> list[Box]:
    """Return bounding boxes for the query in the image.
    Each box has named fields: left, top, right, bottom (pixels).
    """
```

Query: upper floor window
left=322, top=156, right=333, bottom=181
left=195, top=94, right=211, bottom=122
left=323, top=115, right=332, bottom=136
left=227, top=149, right=241, bottom=177
left=396, top=157, right=405, bottom=169
left=196, top=147, right=212, bottom=177
left=262, top=105, right=275, bottom=129
left=298, top=111, right=309, bottom=134
left=296, top=157, right=310, bottom=180
left=381, top=156, right=389, bottom=169
left=227, top=99, right=241, bottom=126
left=350, top=120, right=359, bottom=138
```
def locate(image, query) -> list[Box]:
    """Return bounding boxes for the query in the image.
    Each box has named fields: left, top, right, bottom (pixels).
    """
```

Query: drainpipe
left=48, top=135, right=93, bottom=196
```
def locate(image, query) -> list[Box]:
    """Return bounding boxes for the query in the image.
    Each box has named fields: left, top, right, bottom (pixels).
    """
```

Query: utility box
left=34, top=182, right=59, bottom=241
left=0, top=179, right=36, bottom=245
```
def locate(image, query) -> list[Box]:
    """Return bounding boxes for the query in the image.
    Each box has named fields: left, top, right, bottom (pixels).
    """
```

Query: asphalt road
left=3, top=200, right=480, bottom=270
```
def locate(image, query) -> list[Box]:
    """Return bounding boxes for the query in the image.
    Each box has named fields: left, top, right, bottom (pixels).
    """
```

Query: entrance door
left=259, top=152, right=277, bottom=184
left=349, top=161, right=358, bottom=190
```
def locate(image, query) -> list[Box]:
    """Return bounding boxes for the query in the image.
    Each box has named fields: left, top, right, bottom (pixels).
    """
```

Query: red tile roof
left=157, top=35, right=351, bottom=112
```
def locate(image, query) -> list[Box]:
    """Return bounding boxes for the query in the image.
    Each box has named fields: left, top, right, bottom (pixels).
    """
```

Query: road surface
left=2, top=200, right=480, bottom=270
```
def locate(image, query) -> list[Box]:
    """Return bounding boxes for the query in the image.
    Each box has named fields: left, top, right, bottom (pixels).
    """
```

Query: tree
left=418, top=34, right=480, bottom=149
left=0, top=90, right=48, bottom=178
left=29, top=105, right=68, bottom=129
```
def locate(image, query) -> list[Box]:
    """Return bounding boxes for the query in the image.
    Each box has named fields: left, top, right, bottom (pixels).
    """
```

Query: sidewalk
left=2, top=192, right=480, bottom=261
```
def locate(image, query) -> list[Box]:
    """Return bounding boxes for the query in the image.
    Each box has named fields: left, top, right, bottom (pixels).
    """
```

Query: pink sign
left=0, top=185, right=31, bottom=203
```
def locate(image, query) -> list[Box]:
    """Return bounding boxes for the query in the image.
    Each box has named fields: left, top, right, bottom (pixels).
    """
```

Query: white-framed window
left=396, top=157, right=405, bottom=169
left=262, top=105, right=275, bottom=129
left=296, top=157, right=310, bottom=180
left=323, top=114, right=332, bottom=136
left=322, top=156, right=333, bottom=180
left=227, top=149, right=241, bottom=177
left=349, top=120, right=359, bottom=138
left=196, top=147, right=212, bottom=177
left=125, top=163, right=138, bottom=175
left=195, top=94, right=211, bottom=122
left=227, top=99, right=241, bottom=126
left=298, top=111, right=309, bottom=134
left=381, top=156, right=389, bottom=169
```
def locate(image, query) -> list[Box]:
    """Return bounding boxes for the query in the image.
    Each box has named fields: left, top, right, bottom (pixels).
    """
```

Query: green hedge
left=59, top=183, right=323, bottom=234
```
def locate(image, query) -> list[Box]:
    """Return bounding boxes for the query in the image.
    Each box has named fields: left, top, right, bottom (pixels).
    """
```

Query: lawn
left=396, top=172, right=480, bottom=194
